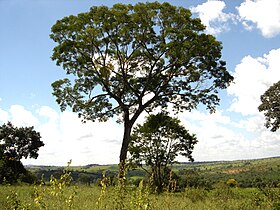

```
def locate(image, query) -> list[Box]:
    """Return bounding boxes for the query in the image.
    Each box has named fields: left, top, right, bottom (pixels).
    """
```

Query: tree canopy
left=129, top=113, right=197, bottom=192
left=0, top=122, right=44, bottom=160
left=258, top=80, right=280, bottom=132
left=0, top=122, right=44, bottom=183
left=50, top=2, right=233, bottom=170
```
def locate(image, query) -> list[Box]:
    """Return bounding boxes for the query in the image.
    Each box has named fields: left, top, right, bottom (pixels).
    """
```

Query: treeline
left=2, top=155, right=279, bottom=190
left=27, top=162, right=280, bottom=190
left=33, top=169, right=113, bottom=185
left=31, top=167, right=146, bottom=186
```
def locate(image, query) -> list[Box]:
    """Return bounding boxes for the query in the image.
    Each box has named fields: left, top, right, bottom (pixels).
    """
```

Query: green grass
left=6, top=157, right=278, bottom=209
left=1, top=184, right=279, bottom=210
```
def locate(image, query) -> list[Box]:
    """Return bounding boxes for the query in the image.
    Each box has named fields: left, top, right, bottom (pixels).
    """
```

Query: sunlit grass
left=1, top=158, right=280, bottom=210
left=1, top=184, right=279, bottom=210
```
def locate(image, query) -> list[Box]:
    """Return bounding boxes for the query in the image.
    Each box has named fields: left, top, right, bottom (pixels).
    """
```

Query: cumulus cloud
left=0, top=104, right=123, bottom=166
left=237, top=0, right=280, bottom=38
left=36, top=106, right=59, bottom=121
left=227, top=48, right=280, bottom=115
left=0, top=100, right=279, bottom=164
left=177, top=110, right=246, bottom=161
left=32, top=110, right=122, bottom=165
left=205, top=48, right=280, bottom=161
left=191, top=0, right=237, bottom=35
left=177, top=107, right=280, bottom=162
left=9, top=105, right=39, bottom=127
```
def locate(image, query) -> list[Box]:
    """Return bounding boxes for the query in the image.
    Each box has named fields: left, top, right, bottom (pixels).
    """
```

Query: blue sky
left=0, top=0, right=280, bottom=166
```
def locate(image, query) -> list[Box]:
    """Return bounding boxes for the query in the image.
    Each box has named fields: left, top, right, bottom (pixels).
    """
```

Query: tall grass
left=0, top=165, right=279, bottom=210
left=1, top=184, right=279, bottom=209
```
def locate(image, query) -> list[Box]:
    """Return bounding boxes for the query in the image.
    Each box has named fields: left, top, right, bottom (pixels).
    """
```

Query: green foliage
left=0, top=122, right=44, bottom=184
left=32, top=160, right=77, bottom=209
left=175, top=157, right=280, bottom=189
left=226, top=178, right=238, bottom=187
left=6, top=189, right=32, bottom=210
left=259, top=187, right=280, bottom=209
left=130, top=180, right=152, bottom=210
left=129, top=113, right=197, bottom=192
left=0, top=158, right=26, bottom=184
left=78, top=173, right=92, bottom=185
left=1, top=158, right=279, bottom=209
left=184, top=187, right=208, bottom=202
left=50, top=2, right=233, bottom=168
left=25, top=157, right=280, bottom=190
left=0, top=122, right=44, bottom=160
left=258, top=80, right=280, bottom=131
left=178, top=169, right=211, bottom=189
left=95, top=173, right=109, bottom=209
left=1, top=184, right=280, bottom=209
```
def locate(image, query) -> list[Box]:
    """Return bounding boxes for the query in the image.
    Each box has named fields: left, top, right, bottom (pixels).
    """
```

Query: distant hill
left=26, top=156, right=280, bottom=187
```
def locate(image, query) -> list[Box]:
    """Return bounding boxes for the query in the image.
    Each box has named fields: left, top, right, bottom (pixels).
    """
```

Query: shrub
left=226, top=178, right=238, bottom=187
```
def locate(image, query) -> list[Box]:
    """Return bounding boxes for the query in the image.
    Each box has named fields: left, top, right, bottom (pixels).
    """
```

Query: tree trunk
left=118, top=106, right=146, bottom=179
left=119, top=112, right=133, bottom=179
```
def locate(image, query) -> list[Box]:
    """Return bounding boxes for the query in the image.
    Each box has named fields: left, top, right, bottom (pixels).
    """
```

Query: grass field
left=1, top=157, right=279, bottom=209
left=1, top=184, right=280, bottom=209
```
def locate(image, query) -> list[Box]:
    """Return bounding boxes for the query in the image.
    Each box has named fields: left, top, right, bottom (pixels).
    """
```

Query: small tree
left=0, top=122, right=44, bottom=183
left=258, top=80, right=280, bottom=132
left=129, top=113, right=197, bottom=192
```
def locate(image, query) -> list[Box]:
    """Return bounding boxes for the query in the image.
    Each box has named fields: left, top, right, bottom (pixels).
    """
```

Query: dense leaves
left=258, top=80, right=280, bottom=132
left=0, top=122, right=44, bottom=160
left=0, top=158, right=36, bottom=184
left=129, top=113, right=197, bottom=192
left=50, top=2, right=233, bottom=167
left=0, top=122, right=44, bottom=183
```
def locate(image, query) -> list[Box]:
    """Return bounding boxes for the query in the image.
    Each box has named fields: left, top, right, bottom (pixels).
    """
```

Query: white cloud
left=237, top=0, right=280, bottom=38
left=23, top=109, right=123, bottom=166
left=227, top=48, right=280, bottom=115
left=177, top=107, right=280, bottom=162
left=9, top=105, right=39, bottom=127
left=0, top=104, right=123, bottom=166
left=191, top=0, right=237, bottom=35
left=193, top=48, right=280, bottom=161
left=0, top=101, right=278, bottom=164
left=0, top=108, right=9, bottom=123
left=236, top=114, right=280, bottom=158
left=237, top=115, right=266, bottom=133
left=178, top=109, right=251, bottom=161
left=36, top=106, right=59, bottom=121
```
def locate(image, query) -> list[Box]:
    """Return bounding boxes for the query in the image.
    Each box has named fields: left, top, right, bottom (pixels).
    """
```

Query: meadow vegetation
left=0, top=157, right=280, bottom=209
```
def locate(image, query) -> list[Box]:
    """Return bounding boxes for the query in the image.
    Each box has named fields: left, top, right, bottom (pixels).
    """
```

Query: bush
left=226, top=178, right=238, bottom=187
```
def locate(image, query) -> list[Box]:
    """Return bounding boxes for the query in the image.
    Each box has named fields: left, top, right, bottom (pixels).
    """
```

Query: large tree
left=50, top=2, right=233, bottom=175
left=129, top=113, right=197, bottom=192
left=258, top=80, right=280, bottom=132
